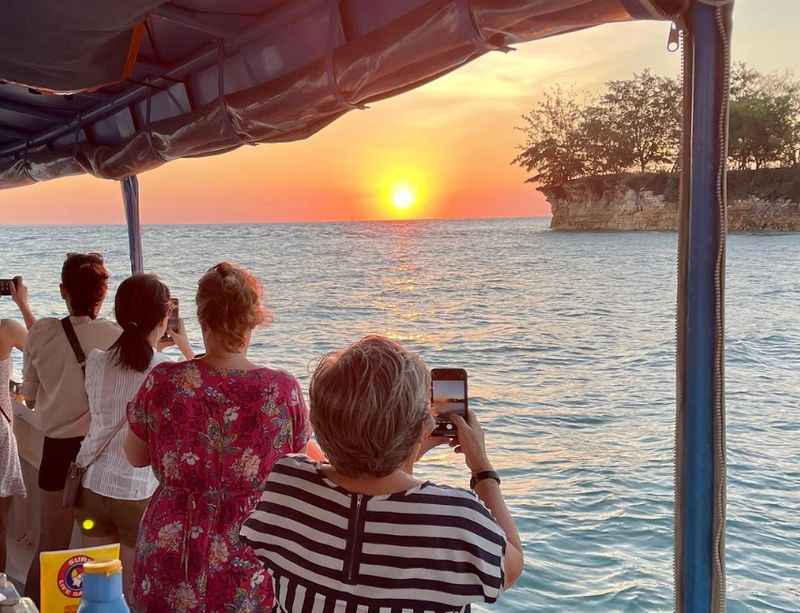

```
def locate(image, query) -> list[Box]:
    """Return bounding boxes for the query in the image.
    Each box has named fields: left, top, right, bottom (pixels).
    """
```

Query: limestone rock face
left=540, top=171, right=800, bottom=231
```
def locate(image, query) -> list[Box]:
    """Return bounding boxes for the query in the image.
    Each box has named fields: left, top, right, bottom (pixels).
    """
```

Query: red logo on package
left=57, top=555, right=93, bottom=598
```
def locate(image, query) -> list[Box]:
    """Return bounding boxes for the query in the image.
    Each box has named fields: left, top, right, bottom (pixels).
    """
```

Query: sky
left=0, top=0, right=798, bottom=225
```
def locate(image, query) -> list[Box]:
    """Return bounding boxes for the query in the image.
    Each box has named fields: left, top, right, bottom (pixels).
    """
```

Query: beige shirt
left=23, top=316, right=120, bottom=438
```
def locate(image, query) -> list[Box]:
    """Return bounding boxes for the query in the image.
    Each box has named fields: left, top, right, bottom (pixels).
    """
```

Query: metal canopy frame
left=0, top=2, right=733, bottom=612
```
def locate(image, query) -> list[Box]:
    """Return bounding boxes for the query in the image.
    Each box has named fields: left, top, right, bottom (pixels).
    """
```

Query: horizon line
left=0, top=214, right=552, bottom=227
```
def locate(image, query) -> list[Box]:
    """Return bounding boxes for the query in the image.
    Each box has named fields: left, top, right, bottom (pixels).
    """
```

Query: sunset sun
left=392, top=185, right=415, bottom=210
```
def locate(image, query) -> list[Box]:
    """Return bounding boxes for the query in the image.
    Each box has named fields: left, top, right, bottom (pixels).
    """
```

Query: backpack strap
left=61, top=317, right=86, bottom=376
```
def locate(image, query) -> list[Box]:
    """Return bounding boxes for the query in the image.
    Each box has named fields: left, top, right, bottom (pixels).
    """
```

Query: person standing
left=22, top=253, right=120, bottom=606
left=0, top=278, right=35, bottom=572
left=125, top=262, right=322, bottom=613
left=241, top=336, right=524, bottom=612
left=75, top=274, right=194, bottom=606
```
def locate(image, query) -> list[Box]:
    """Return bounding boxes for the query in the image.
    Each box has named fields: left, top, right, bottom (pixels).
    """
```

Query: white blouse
left=76, top=349, right=171, bottom=500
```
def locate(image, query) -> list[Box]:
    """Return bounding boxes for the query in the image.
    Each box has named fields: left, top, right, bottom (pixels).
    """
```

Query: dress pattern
left=127, top=359, right=310, bottom=612
left=0, top=357, right=26, bottom=498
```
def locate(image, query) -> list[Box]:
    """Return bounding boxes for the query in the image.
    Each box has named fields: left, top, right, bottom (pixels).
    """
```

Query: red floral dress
left=127, top=359, right=310, bottom=613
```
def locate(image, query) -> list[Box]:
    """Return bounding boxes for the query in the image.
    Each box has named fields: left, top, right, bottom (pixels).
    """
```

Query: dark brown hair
left=61, top=252, right=109, bottom=318
left=197, top=262, right=270, bottom=351
left=110, top=274, right=171, bottom=372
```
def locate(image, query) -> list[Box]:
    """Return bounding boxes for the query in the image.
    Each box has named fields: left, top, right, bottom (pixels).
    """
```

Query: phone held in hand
left=162, top=298, right=179, bottom=342
left=0, top=277, right=19, bottom=296
left=431, top=368, right=468, bottom=438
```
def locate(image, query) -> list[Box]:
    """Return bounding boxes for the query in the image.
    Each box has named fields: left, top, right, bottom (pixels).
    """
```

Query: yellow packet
left=40, top=543, right=120, bottom=613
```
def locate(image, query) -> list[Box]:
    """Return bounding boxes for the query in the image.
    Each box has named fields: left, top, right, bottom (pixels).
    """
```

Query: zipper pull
left=667, top=22, right=680, bottom=53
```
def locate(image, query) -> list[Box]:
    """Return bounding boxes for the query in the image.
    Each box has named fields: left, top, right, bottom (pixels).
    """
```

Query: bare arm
left=22, top=325, right=39, bottom=409
left=124, top=429, right=151, bottom=467
left=10, top=278, right=35, bottom=330
left=3, top=319, right=28, bottom=352
left=451, top=413, right=524, bottom=589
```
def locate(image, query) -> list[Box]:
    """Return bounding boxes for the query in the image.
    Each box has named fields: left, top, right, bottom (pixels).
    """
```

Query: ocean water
left=0, top=218, right=798, bottom=612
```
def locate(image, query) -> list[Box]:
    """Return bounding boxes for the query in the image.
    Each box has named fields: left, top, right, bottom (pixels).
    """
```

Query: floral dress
left=127, top=359, right=310, bottom=613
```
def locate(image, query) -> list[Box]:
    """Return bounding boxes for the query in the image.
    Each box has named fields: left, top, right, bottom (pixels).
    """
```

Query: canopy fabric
left=0, top=0, right=684, bottom=190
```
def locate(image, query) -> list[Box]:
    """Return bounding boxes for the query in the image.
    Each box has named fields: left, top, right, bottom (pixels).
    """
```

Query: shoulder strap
left=61, top=317, right=86, bottom=376
left=83, top=417, right=128, bottom=470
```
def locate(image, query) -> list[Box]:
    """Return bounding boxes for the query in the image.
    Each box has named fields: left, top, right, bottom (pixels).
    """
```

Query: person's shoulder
left=86, top=348, right=108, bottom=366
left=273, top=453, right=315, bottom=471
left=268, top=454, right=319, bottom=482
left=25, top=317, right=60, bottom=343
left=415, top=481, right=498, bottom=518
left=149, top=358, right=187, bottom=376
left=261, top=367, right=300, bottom=386
left=29, top=316, right=60, bottom=332
left=90, top=318, right=121, bottom=335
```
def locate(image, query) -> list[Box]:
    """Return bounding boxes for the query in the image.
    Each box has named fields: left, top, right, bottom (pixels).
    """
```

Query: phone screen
left=168, top=299, right=180, bottom=331
left=431, top=370, right=468, bottom=437
left=162, top=298, right=179, bottom=341
left=0, top=280, right=13, bottom=296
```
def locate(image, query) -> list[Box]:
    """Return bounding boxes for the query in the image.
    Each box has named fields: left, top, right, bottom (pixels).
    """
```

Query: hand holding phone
left=431, top=368, right=468, bottom=438
left=161, top=298, right=180, bottom=342
left=0, top=277, right=19, bottom=296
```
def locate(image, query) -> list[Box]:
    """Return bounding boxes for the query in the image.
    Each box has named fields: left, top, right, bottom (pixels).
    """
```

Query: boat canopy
left=1, top=3, right=735, bottom=613
left=0, top=0, right=684, bottom=189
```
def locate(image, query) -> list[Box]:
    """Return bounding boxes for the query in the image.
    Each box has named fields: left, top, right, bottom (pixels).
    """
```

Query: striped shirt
left=240, top=455, right=506, bottom=613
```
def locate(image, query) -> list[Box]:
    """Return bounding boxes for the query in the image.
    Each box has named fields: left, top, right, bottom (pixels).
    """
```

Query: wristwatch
left=470, top=470, right=501, bottom=490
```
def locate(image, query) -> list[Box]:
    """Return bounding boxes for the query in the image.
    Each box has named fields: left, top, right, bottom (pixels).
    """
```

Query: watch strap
left=470, top=470, right=500, bottom=490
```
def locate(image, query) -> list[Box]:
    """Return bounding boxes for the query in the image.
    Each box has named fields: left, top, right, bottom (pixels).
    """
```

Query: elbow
left=123, top=432, right=151, bottom=468
left=127, top=455, right=150, bottom=468
left=503, top=546, right=525, bottom=590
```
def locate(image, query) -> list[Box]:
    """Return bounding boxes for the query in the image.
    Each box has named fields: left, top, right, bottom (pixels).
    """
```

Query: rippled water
left=1, top=219, right=798, bottom=611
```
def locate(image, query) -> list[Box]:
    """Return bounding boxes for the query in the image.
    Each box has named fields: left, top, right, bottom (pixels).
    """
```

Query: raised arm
left=10, top=277, right=35, bottom=330
left=451, top=412, right=524, bottom=589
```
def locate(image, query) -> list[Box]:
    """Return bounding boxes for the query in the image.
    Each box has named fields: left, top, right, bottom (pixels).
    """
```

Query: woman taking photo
left=75, top=274, right=193, bottom=604
left=0, top=278, right=34, bottom=572
left=125, top=262, right=321, bottom=613
left=241, top=335, right=524, bottom=612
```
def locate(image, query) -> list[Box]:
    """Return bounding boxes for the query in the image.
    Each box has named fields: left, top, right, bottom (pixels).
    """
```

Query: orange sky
left=0, top=0, right=797, bottom=225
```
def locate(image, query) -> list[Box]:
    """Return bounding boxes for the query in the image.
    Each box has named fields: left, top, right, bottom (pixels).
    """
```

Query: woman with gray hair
left=241, top=335, right=523, bottom=612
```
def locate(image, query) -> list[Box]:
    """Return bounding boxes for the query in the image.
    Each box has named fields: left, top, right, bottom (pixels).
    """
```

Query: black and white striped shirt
left=240, top=455, right=506, bottom=613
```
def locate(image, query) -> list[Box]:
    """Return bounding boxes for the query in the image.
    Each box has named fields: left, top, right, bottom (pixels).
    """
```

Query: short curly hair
left=196, top=262, right=271, bottom=351
left=309, top=335, right=431, bottom=478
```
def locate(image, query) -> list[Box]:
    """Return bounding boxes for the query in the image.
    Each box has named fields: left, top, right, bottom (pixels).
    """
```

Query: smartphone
left=431, top=368, right=468, bottom=438
left=0, top=277, right=18, bottom=296
left=162, top=298, right=179, bottom=342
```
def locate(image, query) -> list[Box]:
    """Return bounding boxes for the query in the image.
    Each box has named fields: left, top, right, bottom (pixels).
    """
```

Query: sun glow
left=393, top=185, right=415, bottom=210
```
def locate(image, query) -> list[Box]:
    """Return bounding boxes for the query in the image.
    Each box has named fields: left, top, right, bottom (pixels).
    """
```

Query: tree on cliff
left=513, top=71, right=681, bottom=186
left=514, top=65, right=800, bottom=187
left=729, top=63, right=800, bottom=170
left=512, top=86, right=587, bottom=186
left=598, top=70, right=681, bottom=173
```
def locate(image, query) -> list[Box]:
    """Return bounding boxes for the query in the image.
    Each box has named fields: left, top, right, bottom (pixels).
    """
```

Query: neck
left=202, top=346, right=250, bottom=368
left=146, top=328, right=161, bottom=349
left=324, top=465, right=419, bottom=496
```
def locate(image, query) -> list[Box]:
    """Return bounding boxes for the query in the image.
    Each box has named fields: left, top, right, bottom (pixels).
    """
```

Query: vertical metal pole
left=675, top=2, right=732, bottom=612
left=121, top=175, right=144, bottom=275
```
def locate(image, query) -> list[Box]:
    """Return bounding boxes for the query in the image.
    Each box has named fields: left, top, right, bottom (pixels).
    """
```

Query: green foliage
left=511, top=86, right=587, bottom=186
left=514, top=65, right=800, bottom=187
left=729, top=63, right=800, bottom=170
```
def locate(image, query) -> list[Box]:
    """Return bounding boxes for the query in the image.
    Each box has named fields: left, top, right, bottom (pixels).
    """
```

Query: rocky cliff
left=540, top=168, right=800, bottom=231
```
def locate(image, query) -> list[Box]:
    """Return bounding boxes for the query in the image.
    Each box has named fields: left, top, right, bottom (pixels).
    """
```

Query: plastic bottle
left=77, top=560, right=130, bottom=613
